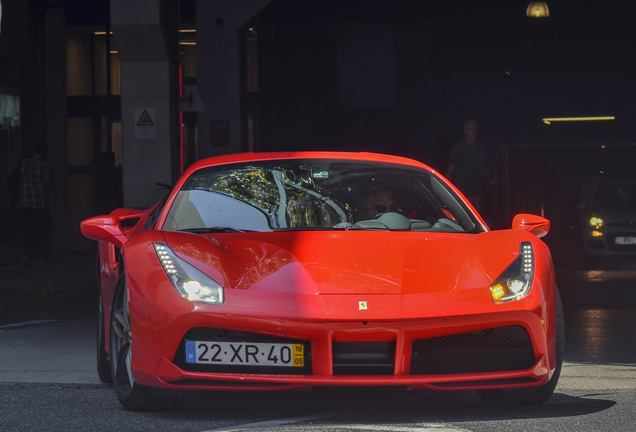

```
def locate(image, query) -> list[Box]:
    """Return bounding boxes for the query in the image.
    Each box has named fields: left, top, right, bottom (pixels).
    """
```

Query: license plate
left=185, top=340, right=304, bottom=367
left=615, top=237, right=636, bottom=245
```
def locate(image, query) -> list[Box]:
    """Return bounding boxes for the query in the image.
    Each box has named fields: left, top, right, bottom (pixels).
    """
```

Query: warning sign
left=137, top=110, right=154, bottom=126
left=135, top=108, right=156, bottom=139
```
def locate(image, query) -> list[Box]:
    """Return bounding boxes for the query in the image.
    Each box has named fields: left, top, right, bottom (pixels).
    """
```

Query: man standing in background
left=20, top=142, right=55, bottom=264
left=446, top=118, right=488, bottom=211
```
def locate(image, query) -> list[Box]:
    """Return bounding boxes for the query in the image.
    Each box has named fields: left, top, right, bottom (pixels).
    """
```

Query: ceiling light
left=542, top=116, right=615, bottom=125
left=526, top=2, right=549, bottom=18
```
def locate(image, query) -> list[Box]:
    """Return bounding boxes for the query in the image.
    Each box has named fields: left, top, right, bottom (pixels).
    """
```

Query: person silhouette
left=446, top=118, right=488, bottom=210
left=20, top=142, right=55, bottom=263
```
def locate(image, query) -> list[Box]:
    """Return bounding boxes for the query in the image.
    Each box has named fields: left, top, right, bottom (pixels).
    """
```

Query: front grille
left=173, top=328, right=312, bottom=375
left=410, top=325, right=536, bottom=375
left=587, top=239, right=606, bottom=250
left=332, top=341, right=395, bottom=375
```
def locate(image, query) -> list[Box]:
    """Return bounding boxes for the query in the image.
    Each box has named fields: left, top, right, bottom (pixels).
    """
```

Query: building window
left=0, top=91, right=21, bottom=155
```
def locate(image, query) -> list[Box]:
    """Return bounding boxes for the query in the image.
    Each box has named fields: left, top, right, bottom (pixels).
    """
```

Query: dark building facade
left=1, top=0, right=635, bottom=258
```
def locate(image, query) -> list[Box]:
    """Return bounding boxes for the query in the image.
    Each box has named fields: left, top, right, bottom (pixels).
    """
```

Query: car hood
left=164, top=230, right=522, bottom=297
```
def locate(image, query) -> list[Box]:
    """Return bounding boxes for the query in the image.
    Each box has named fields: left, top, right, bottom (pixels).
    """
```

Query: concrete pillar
left=44, top=5, right=69, bottom=257
left=196, top=0, right=271, bottom=158
left=111, top=0, right=174, bottom=208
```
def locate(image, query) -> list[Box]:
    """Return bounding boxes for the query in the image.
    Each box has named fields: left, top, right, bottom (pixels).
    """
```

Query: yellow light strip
left=543, top=116, right=615, bottom=125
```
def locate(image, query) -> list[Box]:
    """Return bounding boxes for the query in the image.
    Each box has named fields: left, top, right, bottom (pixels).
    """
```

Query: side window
left=145, top=198, right=167, bottom=230
left=429, top=177, right=476, bottom=232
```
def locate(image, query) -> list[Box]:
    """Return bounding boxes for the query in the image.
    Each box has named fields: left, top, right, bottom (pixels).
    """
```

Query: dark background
left=248, top=0, right=636, bottom=248
left=253, top=0, right=635, bottom=156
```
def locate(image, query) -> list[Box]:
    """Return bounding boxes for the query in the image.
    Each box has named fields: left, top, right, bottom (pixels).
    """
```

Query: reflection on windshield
left=163, top=159, right=482, bottom=233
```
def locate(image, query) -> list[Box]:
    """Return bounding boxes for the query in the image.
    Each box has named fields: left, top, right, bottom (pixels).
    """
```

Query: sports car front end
left=124, top=228, right=557, bottom=392
left=81, top=152, right=561, bottom=411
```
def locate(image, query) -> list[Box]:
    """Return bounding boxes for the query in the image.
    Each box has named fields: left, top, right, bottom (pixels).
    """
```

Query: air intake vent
left=332, top=341, right=395, bottom=375
left=410, top=325, right=535, bottom=375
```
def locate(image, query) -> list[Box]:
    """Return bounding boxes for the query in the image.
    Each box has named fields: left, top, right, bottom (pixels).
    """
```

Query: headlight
left=589, top=216, right=604, bottom=228
left=490, top=242, right=534, bottom=303
left=153, top=243, right=224, bottom=305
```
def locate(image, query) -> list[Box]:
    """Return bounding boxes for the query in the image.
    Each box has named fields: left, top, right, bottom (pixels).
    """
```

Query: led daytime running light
left=155, top=244, right=178, bottom=275
left=522, top=243, right=533, bottom=273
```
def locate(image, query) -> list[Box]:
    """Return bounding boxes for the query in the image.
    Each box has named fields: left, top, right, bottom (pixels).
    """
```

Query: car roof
left=184, top=151, right=436, bottom=176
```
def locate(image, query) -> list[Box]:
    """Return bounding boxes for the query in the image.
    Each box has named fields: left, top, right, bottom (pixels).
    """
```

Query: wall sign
left=135, top=108, right=156, bottom=139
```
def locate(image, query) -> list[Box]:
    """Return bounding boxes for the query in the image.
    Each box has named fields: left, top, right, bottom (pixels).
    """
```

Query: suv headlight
left=154, top=243, right=224, bottom=305
left=490, top=242, right=534, bottom=303
left=589, top=216, right=604, bottom=228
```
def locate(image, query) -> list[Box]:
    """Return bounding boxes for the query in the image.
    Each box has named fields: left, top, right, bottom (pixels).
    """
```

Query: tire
left=96, top=289, right=112, bottom=383
left=110, top=276, right=160, bottom=411
left=477, top=289, right=565, bottom=406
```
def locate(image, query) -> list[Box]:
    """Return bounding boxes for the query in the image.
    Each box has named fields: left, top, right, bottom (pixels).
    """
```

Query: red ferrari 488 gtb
left=81, top=152, right=562, bottom=411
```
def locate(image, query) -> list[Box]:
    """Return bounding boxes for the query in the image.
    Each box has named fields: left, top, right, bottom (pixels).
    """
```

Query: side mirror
left=512, top=213, right=550, bottom=238
left=80, top=215, right=129, bottom=248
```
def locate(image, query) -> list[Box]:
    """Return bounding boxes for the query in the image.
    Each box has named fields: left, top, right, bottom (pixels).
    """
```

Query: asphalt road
left=1, top=268, right=636, bottom=431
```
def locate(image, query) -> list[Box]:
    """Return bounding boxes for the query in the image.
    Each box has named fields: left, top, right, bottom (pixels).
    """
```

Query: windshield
left=592, top=183, right=636, bottom=210
left=162, top=159, right=483, bottom=233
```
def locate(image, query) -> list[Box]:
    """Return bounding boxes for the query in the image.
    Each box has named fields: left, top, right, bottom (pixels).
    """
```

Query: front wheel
left=110, top=276, right=160, bottom=411
left=477, top=289, right=565, bottom=406
left=96, top=290, right=112, bottom=383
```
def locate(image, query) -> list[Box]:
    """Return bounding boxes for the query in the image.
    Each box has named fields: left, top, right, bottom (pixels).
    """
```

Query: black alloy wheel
left=96, top=288, right=112, bottom=383
left=110, top=276, right=159, bottom=411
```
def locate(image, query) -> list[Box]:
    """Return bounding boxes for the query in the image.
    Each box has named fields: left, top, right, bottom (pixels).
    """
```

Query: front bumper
left=584, top=229, right=636, bottom=255
left=130, top=307, right=553, bottom=392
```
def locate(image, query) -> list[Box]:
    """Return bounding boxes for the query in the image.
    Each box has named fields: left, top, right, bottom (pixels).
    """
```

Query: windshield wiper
left=273, top=226, right=342, bottom=232
left=178, top=227, right=247, bottom=233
